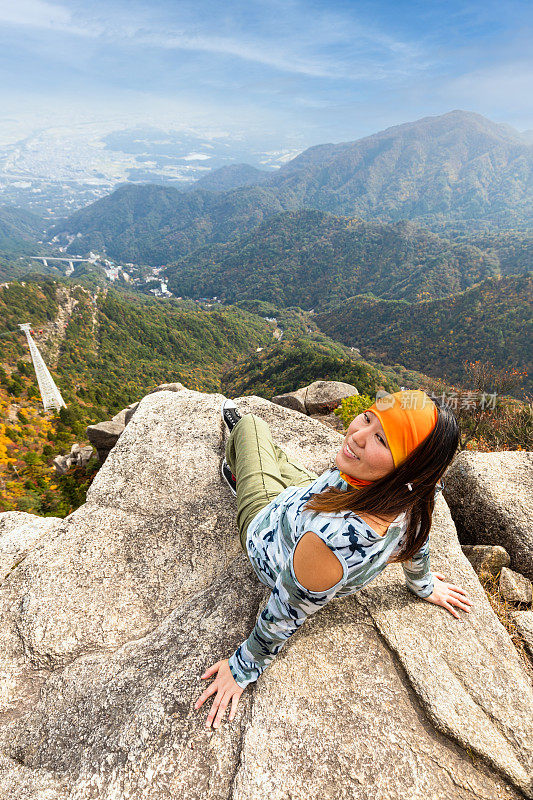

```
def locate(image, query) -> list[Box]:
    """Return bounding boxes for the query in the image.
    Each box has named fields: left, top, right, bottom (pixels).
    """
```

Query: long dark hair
left=303, top=396, right=460, bottom=563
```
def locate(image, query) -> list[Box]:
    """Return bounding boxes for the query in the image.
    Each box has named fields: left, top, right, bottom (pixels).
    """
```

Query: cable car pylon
left=18, top=323, right=66, bottom=411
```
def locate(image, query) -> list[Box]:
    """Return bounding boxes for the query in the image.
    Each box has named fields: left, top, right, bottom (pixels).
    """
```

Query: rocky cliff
left=0, top=387, right=532, bottom=800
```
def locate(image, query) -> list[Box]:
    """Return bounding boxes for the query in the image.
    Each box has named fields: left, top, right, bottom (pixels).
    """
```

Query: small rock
left=272, top=389, right=307, bottom=415
left=272, top=381, right=358, bottom=417
left=499, top=567, right=533, bottom=604
left=53, top=455, right=70, bottom=475
left=461, top=545, right=510, bottom=578
left=304, top=380, right=359, bottom=415
left=148, top=383, right=185, bottom=394
left=112, top=402, right=139, bottom=426
left=77, top=446, right=94, bottom=467
left=510, top=610, right=533, bottom=657
left=53, top=445, right=95, bottom=474
left=111, top=408, right=128, bottom=426
left=86, top=420, right=125, bottom=463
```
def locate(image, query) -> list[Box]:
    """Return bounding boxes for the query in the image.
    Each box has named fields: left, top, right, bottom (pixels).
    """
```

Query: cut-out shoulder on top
left=293, top=531, right=345, bottom=592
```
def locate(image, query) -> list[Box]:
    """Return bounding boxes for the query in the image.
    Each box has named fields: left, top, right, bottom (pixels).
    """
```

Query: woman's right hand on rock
left=425, top=571, right=474, bottom=619
left=194, top=658, right=244, bottom=729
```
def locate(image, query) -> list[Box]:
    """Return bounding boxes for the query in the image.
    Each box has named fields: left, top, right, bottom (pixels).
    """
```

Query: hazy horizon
left=0, top=0, right=532, bottom=151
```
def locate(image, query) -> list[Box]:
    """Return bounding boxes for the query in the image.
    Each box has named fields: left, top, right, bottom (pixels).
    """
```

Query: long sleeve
left=401, top=533, right=434, bottom=598
left=228, top=543, right=348, bottom=689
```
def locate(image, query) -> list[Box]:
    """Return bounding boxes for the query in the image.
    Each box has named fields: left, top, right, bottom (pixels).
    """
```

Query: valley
left=0, top=109, right=531, bottom=517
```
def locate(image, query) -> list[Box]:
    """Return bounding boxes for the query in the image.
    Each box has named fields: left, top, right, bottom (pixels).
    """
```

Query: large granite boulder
left=444, top=451, right=533, bottom=581
left=85, top=419, right=126, bottom=462
left=273, top=380, right=358, bottom=416
left=0, top=389, right=531, bottom=799
left=86, top=386, right=185, bottom=462
left=0, top=512, right=61, bottom=580
left=304, top=379, right=359, bottom=414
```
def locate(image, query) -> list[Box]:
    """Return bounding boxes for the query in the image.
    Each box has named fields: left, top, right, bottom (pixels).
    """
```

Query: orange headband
left=340, top=390, right=437, bottom=488
left=369, top=390, right=438, bottom=468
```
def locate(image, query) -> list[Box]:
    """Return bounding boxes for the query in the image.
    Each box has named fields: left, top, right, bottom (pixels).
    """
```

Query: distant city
left=0, top=123, right=302, bottom=219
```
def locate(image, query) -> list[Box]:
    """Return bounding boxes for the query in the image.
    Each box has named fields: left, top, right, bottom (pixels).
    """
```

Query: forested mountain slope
left=446, top=230, right=533, bottom=277
left=193, top=163, right=270, bottom=192
left=315, top=273, right=532, bottom=392
left=264, top=110, right=532, bottom=230
left=164, top=210, right=503, bottom=308
left=0, top=204, right=46, bottom=258
left=48, top=183, right=287, bottom=264
left=0, top=278, right=274, bottom=515
left=0, top=278, right=274, bottom=414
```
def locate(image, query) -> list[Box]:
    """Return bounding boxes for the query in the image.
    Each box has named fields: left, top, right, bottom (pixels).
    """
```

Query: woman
left=194, top=389, right=473, bottom=730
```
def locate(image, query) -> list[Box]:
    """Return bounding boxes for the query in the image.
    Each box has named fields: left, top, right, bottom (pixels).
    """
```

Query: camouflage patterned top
left=228, top=467, right=438, bottom=689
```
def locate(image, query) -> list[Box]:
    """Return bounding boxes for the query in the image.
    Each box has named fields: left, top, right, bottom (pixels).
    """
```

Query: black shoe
left=221, top=399, right=243, bottom=433
left=221, top=458, right=237, bottom=496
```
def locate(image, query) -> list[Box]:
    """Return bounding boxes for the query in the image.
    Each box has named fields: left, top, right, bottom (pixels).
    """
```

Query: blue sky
left=0, top=0, right=531, bottom=148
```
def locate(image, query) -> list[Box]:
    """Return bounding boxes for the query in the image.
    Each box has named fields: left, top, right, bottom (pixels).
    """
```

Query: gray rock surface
left=461, top=543, right=511, bottom=578
left=86, top=419, right=125, bottom=462
left=111, top=402, right=139, bottom=426
left=309, top=410, right=345, bottom=432
left=272, top=380, right=358, bottom=416
left=53, top=443, right=94, bottom=474
left=304, top=379, right=359, bottom=414
left=0, top=511, right=61, bottom=581
left=88, top=389, right=183, bottom=461
left=124, top=401, right=140, bottom=425
left=147, top=382, right=185, bottom=394
left=511, top=610, right=533, bottom=657
left=500, top=567, right=533, bottom=604
left=0, top=389, right=532, bottom=799
left=271, top=386, right=307, bottom=414
left=443, top=451, right=533, bottom=581
left=87, top=401, right=141, bottom=462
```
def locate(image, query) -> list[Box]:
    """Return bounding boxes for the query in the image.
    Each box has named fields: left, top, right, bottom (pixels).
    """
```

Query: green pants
left=225, top=413, right=319, bottom=551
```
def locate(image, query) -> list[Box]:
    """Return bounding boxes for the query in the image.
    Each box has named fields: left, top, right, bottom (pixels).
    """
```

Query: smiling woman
left=194, top=390, right=473, bottom=731
left=305, top=389, right=454, bottom=547
left=337, top=410, right=394, bottom=481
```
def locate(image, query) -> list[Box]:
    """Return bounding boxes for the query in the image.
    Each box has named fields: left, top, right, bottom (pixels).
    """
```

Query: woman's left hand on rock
left=425, top=572, right=474, bottom=620
left=194, top=658, right=244, bottom=729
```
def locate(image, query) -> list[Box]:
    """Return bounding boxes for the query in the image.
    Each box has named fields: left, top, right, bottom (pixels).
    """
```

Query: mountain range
left=0, top=109, right=530, bottom=400
left=0, top=205, right=45, bottom=255
left=260, top=109, right=532, bottom=229
left=46, top=110, right=532, bottom=267
left=163, top=209, right=509, bottom=309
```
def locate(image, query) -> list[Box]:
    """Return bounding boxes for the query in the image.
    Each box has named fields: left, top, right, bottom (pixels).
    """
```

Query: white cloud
left=0, top=0, right=426, bottom=80
left=439, top=61, right=533, bottom=112
left=181, top=152, right=211, bottom=161
left=129, top=7, right=428, bottom=81
left=0, top=0, right=72, bottom=29
left=136, top=32, right=351, bottom=79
